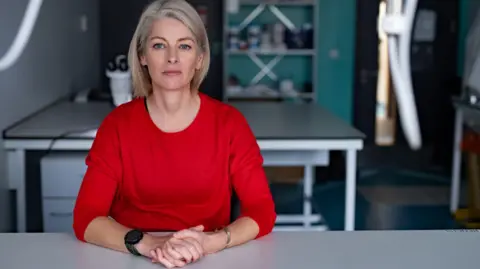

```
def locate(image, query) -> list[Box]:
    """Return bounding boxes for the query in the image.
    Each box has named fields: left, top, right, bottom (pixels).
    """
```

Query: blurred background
left=0, top=0, right=479, bottom=234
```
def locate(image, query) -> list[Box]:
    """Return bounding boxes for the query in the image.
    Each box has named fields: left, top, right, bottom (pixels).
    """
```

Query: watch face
left=125, top=230, right=143, bottom=244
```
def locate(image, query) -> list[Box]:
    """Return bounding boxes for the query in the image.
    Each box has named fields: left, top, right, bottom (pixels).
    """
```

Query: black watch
left=124, top=229, right=143, bottom=256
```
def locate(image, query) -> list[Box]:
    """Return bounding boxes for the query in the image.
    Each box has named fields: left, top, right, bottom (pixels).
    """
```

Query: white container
left=106, top=70, right=132, bottom=106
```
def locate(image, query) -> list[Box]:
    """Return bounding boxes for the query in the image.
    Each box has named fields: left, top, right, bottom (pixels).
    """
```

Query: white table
left=3, top=100, right=364, bottom=233
left=1, top=231, right=479, bottom=269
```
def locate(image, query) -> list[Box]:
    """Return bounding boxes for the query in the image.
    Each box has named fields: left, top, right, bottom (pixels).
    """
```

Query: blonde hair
left=128, top=0, right=210, bottom=97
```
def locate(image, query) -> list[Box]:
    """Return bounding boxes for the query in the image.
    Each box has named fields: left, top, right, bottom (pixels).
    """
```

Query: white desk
left=3, top=100, right=364, bottom=233
left=1, top=231, right=479, bottom=269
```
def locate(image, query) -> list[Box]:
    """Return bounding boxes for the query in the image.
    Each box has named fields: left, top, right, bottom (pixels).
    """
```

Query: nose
left=167, top=47, right=178, bottom=64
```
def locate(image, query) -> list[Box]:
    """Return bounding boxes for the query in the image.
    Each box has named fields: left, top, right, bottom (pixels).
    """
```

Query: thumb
left=191, top=225, right=204, bottom=231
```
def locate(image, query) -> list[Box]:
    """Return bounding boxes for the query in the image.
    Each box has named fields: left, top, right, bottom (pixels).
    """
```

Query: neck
left=146, top=88, right=201, bottom=133
left=149, top=88, right=196, bottom=116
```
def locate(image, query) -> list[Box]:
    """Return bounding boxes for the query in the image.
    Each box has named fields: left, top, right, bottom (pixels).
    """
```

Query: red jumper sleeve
left=228, top=108, right=277, bottom=238
left=73, top=113, right=123, bottom=242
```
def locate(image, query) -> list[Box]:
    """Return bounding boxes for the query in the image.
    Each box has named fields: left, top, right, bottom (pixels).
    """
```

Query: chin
left=157, top=82, right=190, bottom=92
left=164, top=86, right=186, bottom=92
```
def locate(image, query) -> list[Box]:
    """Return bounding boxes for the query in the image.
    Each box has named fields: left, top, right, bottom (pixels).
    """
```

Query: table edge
left=3, top=138, right=364, bottom=151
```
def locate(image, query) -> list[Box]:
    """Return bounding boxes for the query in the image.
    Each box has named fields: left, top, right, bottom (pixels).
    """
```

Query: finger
left=172, top=224, right=204, bottom=239
left=191, top=225, right=204, bottom=232
left=157, top=257, right=175, bottom=268
left=172, top=244, right=193, bottom=264
left=171, top=241, right=194, bottom=263
left=184, top=238, right=204, bottom=261
left=164, top=242, right=186, bottom=267
left=173, top=230, right=202, bottom=242
left=177, top=239, right=201, bottom=262
left=165, top=241, right=183, bottom=260
left=155, top=248, right=164, bottom=263
left=156, top=252, right=176, bottom=269
left=150, top=250, right=159, bottom=262
left=184, top=237, right=204, bottom=257
left=152, top=248, right=172, bottom=268
left=161, top=244, right=176, bottom=265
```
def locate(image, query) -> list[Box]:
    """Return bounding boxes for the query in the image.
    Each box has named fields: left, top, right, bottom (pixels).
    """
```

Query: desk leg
left=450, top=109, right=464, bottom=213
left=303, top=165, right=314, bottom=227
left=345, top=149, right=357, bottom=231
left=6, top=149, right=26, bottom=233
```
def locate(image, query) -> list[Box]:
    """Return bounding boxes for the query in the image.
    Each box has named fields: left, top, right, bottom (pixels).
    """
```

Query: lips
left=163, top=70, right=181, bottom=76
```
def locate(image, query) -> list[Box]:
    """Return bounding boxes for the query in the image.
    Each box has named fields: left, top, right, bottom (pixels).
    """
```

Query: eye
left=179, top=44, right=191, bottom=50
left=153, top=43, right=165, bottom=49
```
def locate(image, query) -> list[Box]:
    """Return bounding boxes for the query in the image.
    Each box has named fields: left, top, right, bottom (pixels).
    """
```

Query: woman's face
left=141, top=17, right=203, bottom=92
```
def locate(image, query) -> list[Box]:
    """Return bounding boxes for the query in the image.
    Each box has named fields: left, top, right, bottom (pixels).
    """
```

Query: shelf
left=224, top=0, right=318, bottom=104
left=228, top=49, right=314, bottom=55
left=226, top=92, right=314, bottom=100
left=239, top=0, right=314, bottom=6
left=231, top=2, right=309, bottom=31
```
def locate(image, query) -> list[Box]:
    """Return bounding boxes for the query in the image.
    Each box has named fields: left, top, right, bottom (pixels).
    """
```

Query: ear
left=195, top=53, right=203, bottom=70
left=140, top=55, right=147, bottom=66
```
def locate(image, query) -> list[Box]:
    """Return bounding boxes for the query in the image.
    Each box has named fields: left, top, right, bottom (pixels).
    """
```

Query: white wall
left=0, top=0, right=100, bottom=232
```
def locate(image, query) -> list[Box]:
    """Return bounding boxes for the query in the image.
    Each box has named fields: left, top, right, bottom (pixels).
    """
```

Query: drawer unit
left=42, top=199, right=76, bottom=234
left=261, top=150, right=329, bottom=166
left=41, top=152, right=87, bottom=233
left=40, top=152, right=88, bottom=198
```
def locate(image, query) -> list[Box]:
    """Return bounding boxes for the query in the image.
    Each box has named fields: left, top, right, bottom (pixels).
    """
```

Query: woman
left=72, top=0, right=276, bottom=268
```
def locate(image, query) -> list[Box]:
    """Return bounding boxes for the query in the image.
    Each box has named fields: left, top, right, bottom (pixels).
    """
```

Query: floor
left=271, top=168, right=464, bottom=231
left=5, top=167, right=466, bottom=233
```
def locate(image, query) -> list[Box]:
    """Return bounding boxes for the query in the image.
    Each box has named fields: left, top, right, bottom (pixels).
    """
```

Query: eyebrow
left=150, top=36, right=195, bottom=43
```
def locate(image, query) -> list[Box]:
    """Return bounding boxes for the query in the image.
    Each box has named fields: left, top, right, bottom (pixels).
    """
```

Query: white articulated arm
left=383, top=0, right=422, bottom=150
left=0, top=0, right=43, bottom=71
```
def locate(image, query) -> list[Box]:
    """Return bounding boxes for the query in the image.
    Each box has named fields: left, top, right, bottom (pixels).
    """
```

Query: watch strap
left=124, top=229, right=143, bottom=256
left=126, top=241, right=141, bottom=256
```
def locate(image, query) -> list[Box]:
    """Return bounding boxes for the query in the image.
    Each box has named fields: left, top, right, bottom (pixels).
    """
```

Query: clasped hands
left=140, top=225, right=225, bottom=268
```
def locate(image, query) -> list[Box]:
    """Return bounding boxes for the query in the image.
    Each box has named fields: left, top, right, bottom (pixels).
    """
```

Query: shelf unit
left=238, top=0, right=316, bottom=6
left=222, top=0, right=318, bottom=103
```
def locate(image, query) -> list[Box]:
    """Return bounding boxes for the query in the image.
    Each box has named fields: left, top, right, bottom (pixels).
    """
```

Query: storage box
left=264, top=166, right=304, bottom=184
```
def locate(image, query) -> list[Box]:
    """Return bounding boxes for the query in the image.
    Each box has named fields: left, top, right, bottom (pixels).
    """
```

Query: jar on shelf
left=228, top=26, right=240, bottom=50
left=285, top=27, right=304, bottom=49
left=302, top=23, right=313, bottom=49
left=248, top=25, right=261, bottom=50
left=260, top=24, right=272, bottom=50
left=272, top=23, right=286, bottom=50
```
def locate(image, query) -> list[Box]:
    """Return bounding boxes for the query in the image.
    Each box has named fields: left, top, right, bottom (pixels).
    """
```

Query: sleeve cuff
left=239, top=207, right=276, bottom=238
left=73, top=211, right=102, bottom=242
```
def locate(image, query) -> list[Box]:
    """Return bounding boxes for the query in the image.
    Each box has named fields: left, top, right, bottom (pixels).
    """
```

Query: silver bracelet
left=222, top=227, right=231, bottom=249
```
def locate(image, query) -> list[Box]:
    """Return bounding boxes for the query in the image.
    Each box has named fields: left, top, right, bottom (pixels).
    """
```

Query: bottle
left=248, top=25, right=261, bottom=50
left=228, top=27, right=240, bottom=50
left=302, top=23, right=313, bottom=49
left=272, top=23, right=286, bottom=50
left=260, top=24, right=272, bottom=51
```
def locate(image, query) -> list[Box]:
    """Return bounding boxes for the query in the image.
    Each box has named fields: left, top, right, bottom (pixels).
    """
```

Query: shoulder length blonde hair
left=128, top=0, right=210, bottom=97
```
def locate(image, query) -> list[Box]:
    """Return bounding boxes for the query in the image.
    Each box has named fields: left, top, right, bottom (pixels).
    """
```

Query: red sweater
left=73, top=93, right=276, bottom=242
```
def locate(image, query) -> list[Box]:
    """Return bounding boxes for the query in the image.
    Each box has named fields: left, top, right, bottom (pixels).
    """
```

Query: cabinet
left=40, top=153, right=88, bottom=233
left=223, top=0, right=318, bottom=103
